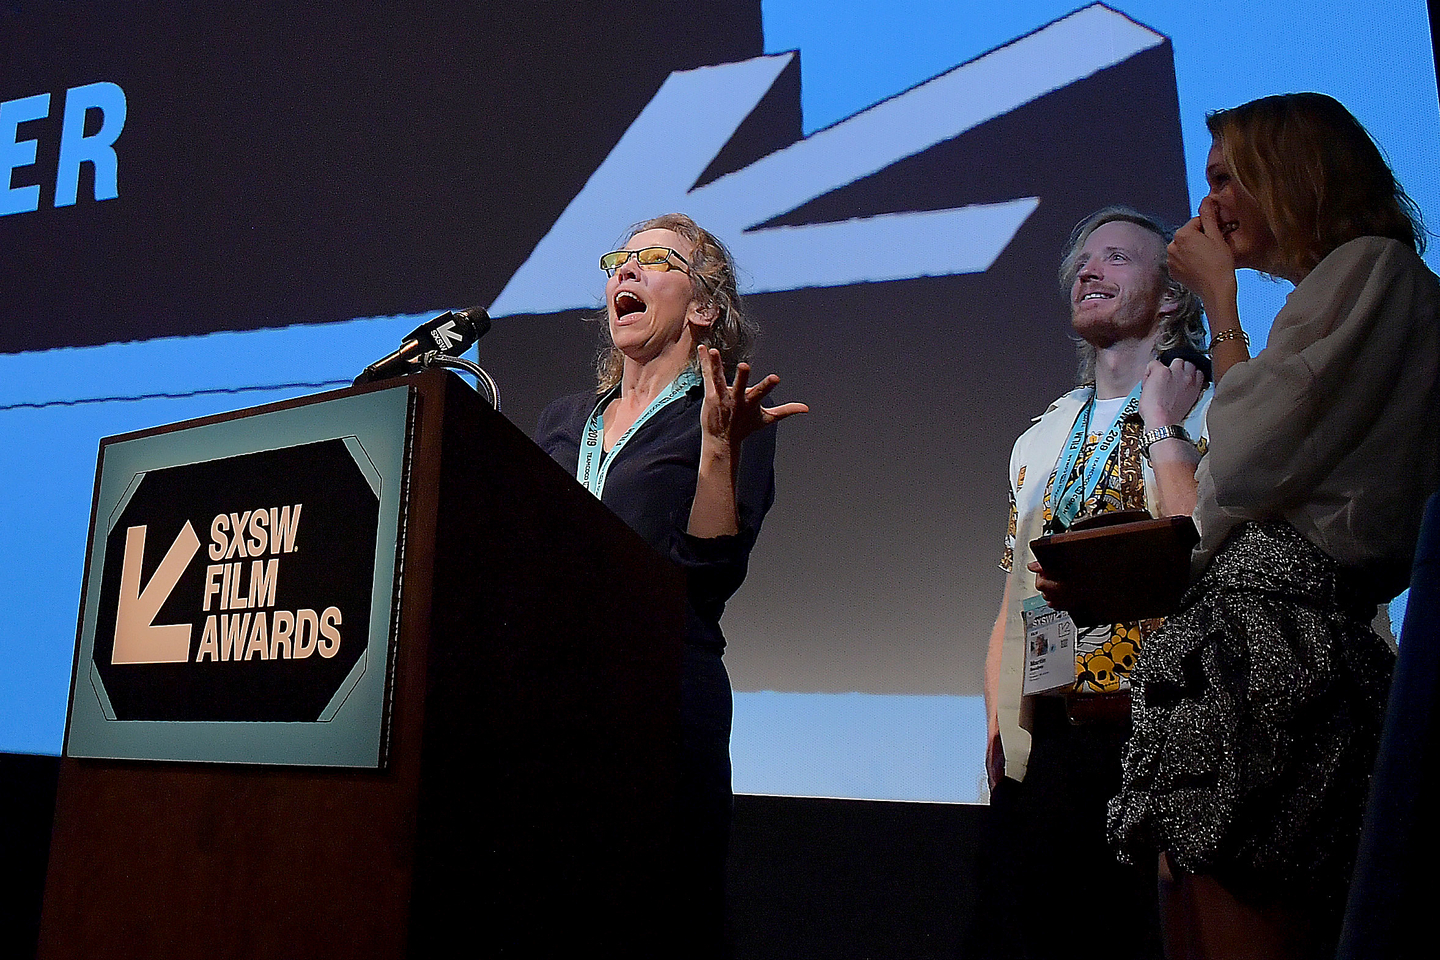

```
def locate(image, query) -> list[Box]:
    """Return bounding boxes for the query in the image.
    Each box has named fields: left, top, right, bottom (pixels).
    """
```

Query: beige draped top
left=1193, top=237, right=1440, bottom=598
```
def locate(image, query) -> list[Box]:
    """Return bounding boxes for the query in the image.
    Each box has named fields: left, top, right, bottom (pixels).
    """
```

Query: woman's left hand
left=687, top=346, right=808, bottom=539
left=697, top=346, right=809, bottom=452
left=1167, top=198, right=1238, bottom=310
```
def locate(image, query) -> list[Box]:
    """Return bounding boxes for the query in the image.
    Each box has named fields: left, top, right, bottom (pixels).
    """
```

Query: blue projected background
left=2, top=1, right=1437, bottom=805
left=735, top=0, right=1440, bottom=802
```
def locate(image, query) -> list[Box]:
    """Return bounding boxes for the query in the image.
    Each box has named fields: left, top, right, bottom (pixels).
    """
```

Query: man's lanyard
left=577, top=368, right=701, bottom=498
left=1048, top=381, right=1142, bottom=530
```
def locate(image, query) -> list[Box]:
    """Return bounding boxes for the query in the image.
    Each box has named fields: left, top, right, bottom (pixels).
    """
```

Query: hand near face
left=697, top=346, right=809, bottom=453
left=1139, top=357, right=1205, bottom=430
left=1167, top=198, right=1238, bottom=310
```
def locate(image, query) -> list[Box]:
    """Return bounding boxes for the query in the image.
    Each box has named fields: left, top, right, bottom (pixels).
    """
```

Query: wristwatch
left=1139, top=424, right=1191, bottom=460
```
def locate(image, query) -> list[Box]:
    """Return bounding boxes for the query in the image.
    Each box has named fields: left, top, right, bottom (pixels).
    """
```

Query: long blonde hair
left=1207, top=93, right=1424, bottom=279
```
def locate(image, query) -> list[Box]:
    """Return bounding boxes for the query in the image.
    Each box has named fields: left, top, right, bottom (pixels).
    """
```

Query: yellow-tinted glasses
left=599, top=245, right=692, bottom=276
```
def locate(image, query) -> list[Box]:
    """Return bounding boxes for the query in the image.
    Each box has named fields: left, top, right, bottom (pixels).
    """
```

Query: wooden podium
left=39, top=369, right=685, bottom=958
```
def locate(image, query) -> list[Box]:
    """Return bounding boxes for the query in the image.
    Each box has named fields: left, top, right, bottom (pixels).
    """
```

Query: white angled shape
left=488, top=54, right=794, bottom=318
left=734, top=201, right=1040, bottom=292
left=112, top=521, right=201, bottom=665
left=432, top=319, right=461, bottom=350
left=488, top=4, right=1164, bottom=317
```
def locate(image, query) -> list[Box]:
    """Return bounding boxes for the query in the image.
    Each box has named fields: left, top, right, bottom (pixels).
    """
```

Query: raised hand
left=1139, top=357, right=1205, bottom=431
left=688, top=346, right=808, bottom=539
left=1167, top=198, right=1238, bottom=312
left=697, top=346, right=809, bottom=453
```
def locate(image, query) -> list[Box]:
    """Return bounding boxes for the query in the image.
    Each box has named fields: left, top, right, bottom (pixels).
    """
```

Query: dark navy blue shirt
left=535, top=381, right=777, bottom=655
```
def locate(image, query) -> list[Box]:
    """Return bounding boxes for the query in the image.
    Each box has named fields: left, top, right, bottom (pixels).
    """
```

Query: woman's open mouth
left=614, top=290, right=645, bottom=319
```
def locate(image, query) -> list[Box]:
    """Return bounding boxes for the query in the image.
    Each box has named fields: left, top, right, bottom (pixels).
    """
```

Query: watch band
left=1139, top=424, right=1191, bottom=459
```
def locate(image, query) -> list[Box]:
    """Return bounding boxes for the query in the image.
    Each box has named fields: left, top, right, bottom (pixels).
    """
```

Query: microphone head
left=358, top=306, right=493, bottom=384
left=406, top=306, right=491, bottom=357
left=456, top=305, right=492, bottom=341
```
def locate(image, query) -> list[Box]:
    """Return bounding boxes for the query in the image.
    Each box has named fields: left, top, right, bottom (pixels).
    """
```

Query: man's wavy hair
left=594, top=213, right=756, bottom=392
left=1206, top=92, right=1425, bottom=280
left=1058, top=206, right=1206, bottom=386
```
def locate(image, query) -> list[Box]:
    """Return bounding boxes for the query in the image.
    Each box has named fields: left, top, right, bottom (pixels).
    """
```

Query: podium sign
left=42, top=372, right=685, bottom=959
left=66, top=385, right=413, bottom=767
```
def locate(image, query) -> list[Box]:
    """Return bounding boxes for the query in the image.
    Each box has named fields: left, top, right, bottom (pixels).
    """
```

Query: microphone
left=355, top=306, right=492, bottom=384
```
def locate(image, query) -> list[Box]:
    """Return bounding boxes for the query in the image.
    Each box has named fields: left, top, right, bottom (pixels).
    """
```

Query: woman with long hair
left=1109, top=93, right=1440, bottom=958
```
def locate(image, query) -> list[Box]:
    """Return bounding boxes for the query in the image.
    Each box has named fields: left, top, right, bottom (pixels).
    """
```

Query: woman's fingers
left=744, top=373, right=782, bottom=402
left=697, top=352, right=808, bottom=430
left=697, top=345, right=724, bottom=396
left=730, top=360, right=751, bottom=398
left=1198, top=196, right=1223, bottom=235
left=761, top=401, right=810, bottom=423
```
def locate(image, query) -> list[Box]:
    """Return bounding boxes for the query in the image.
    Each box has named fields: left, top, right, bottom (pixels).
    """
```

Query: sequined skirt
left=1107, top=521, right=1395, bottom=908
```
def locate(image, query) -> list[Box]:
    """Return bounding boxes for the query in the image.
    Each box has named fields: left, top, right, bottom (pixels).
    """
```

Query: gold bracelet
left=1210, top=328, right=1250, bottom=349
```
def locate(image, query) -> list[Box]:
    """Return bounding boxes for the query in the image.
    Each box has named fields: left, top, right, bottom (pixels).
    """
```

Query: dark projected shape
left=0, top=0, right=763, bottom=352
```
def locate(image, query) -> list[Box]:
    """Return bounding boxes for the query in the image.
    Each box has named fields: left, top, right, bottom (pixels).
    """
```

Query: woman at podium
left=535, top=212, right=806, bottom=955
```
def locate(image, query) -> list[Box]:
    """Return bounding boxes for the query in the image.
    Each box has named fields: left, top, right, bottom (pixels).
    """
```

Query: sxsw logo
left=488, top=4, right=1173, bottom=316
left=90, top=440, right=381, bottom=724
left=110, top=505, right=340, bottom=667
left=0, top=81, right=126, bottom=216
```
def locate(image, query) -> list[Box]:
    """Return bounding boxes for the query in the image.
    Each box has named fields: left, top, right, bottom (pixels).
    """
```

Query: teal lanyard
left=577, top=368, right=701, bottom=498
left=1048, top=382, right=1142, bottom=530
